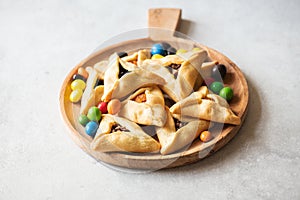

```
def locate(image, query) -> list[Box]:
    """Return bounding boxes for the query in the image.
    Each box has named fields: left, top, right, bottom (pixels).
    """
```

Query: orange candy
left=107, top=99, right=121, bottom=115
left=78, top=67, right=89, bottom=79
left=200, top=131, right=212, bottom=142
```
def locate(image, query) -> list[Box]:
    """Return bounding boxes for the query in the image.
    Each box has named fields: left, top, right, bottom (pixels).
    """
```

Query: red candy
left=204, top=77, right=215, bottom=87
left=97, top=102, right=108, bottom=114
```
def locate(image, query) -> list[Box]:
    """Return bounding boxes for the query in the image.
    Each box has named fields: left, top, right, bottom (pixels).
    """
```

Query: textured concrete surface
left=0, top=0, right=300, bottom=199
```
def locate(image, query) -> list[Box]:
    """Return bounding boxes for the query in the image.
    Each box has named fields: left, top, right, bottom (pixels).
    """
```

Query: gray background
left=1, top=0, right=300, bottom=199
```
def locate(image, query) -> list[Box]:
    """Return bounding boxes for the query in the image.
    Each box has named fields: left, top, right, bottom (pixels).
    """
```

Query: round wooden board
left=59, top=9, right=249, bottom=170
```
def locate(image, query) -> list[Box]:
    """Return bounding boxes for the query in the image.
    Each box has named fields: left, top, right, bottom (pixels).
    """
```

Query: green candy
left=78, top=114, right=89, bottom=126
left=219, top=87, right=234, bottom=101
left=210, top=81, right=224, bottom=94
left=87, top=106, right=101, bottom=122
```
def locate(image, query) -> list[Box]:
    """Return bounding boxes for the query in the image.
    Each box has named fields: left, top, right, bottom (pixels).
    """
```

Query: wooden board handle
left=148, top=8, right=182, bottom=40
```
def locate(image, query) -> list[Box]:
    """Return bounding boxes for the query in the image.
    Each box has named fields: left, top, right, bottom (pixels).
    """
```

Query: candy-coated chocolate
left=212, top=64, right=227, bottom=80
left=167, top=47, right=176, bottom=55
left=71, top=79, right=86, bottom=90
left=69, top=89, right=83, bottom=103
left=72, top=74, right=86, bottom=82
left=107, top=99, right=121, bottom=115
left=97, top=102, right=108, bottom=114
left=151, top=54, right=164, bottom=59
left=78, top=67, right=89, bottom=79
left=219, top=87, right=234, bottom=101
left=200, top=131, right=212, bottom=142
left=151, top=43, right=166, bottom=56
left=117, top=52, right=128, bottom=58
left=210, top=81, right=224, bottom=94
left=85, top=121, right=98, bottom=137
left=78, top=114, right=89, bottom=126
left=87, top=106, right=101, bottom=122
left=161, top=42, right=171, bottom=50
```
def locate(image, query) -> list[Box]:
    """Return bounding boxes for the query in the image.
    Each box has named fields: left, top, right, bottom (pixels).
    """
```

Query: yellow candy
left=192, top=47, right=202, bottom=52
left=70, top=89, right=83, bottom=103
left=151, top=54, right=164, bottom=60
left=71, top=79, right=86, bottom=90
left=176, top=49, right=187, bottom=55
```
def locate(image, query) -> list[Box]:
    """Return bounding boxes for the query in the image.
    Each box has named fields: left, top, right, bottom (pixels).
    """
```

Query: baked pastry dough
left=169, top=86, right=209, bottom=109
left=103, top=68, right=166, bottom=101
left=101, top=53, right=166, bottom=102
left=156, top=107, right=210, bottom=155
left=118, top=86, right=167, bottom=127
left=101, top=53, right=119, bottom=102
left=142, top=54, right=185, bottom=67
left=199, top=61, right=218, bottom=78
left=94, top=60, right=109, bottom=80
left=71, top=46, right=243, bottom=156
left=170, top=88, right=241, bottom=125
left=137, top=49, right=151, bottom=66
left=80, top=67, right=104, bottom=114
left=141, top=50, right=208, bottom=102
left=91, top=115, right=161, bottom=153
left=119, top=49, right=151, bottom=70
left=121, top=52, right=138, bottom=63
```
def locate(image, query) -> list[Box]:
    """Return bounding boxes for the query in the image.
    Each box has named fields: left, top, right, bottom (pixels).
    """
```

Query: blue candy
left=151, top=43, right=166, bottom=56
left=85, top=121, right=98, bottom=137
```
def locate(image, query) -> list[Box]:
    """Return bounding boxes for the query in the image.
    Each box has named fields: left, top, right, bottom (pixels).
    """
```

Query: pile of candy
left=68, top=42, right=239, bottom=154
left=150, top=43, right=234, bottom=102
left=69, top=68, right=88, bottom=103
left=79, top=98, right=122, bottom=137
left=204, top=64, right=234, bottom=101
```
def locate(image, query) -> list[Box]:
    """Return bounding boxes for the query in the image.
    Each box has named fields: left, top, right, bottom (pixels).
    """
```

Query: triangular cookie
left=91, top=115, right=161, bottom=153
left=118, top=86, right=167, bottom=127
left=141, top=50, right=208, bottom=102
left=156, top=107, right=210, bottom=155
left=101, top=53, right=166, bottom=102
left=170, top=89, right=241, bottom=125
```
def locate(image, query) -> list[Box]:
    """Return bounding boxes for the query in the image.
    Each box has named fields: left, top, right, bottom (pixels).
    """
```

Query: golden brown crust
left=80, top=67, right=101, bottom=114
left=156, top=107, right=210, bottom=155
left=142, top=54, right=185, bottom=67
left=170, top=98, right=241, bottom=125
left=137, top=49, right=151, bottom=66
left=93, top=60, right=109, bottom=80
left=121, top=52, right=138, bottom=62
left=140, top=50, right=208, bottom=102
left=101, top=53, right=120, bottom=102
left=170, top=86, right=208, bottom=113
left=109, top=68, right=166, bottom=100
left=118, top=86, right=167, bottom=127
left=91, top=115, right=161, bottom=153
left=78, top=48, right=242, bottom=156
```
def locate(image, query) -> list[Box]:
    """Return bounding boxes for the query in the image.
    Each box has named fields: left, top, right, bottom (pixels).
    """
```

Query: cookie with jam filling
left=118, top=86, right=167, bottom=127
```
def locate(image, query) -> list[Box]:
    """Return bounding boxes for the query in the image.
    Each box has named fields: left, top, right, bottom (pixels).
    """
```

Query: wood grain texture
left=148, top=8, right=181, bottom=40
left=59, top=8, right=249, bottom=170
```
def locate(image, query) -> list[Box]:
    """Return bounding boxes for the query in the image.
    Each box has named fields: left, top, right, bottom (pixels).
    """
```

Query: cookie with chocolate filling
left=141, top=50, right=208, bottom=102
left=91, top=115, right=160, bottom=153
left=156, top=107, right=210, bottom=155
